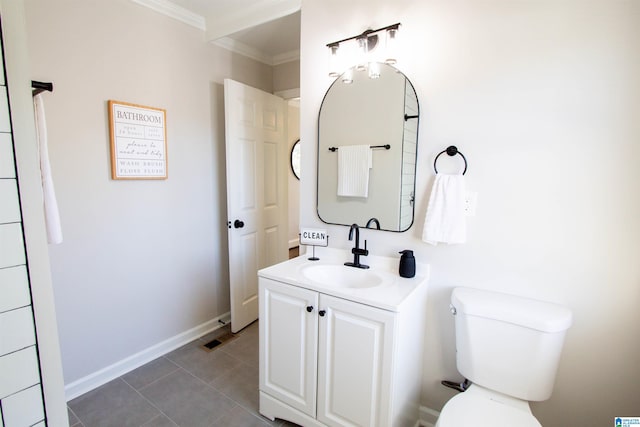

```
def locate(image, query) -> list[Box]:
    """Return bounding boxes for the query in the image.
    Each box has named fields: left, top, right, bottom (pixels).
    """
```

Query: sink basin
left=301, top=264, right=383, bottom=289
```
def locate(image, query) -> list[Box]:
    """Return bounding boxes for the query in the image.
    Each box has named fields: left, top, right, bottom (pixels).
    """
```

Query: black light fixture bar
left=326, top=23, right=401, bottom=48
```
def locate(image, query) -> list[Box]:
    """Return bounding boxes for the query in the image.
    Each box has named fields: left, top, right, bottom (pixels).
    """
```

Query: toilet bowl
left=436, top=287, right=572, bottom=427
left=435, top=384, right=541, bottom=427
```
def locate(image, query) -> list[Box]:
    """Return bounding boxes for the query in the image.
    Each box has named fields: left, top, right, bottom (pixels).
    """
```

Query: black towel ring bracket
left=433, top=145, right=468, bottom=175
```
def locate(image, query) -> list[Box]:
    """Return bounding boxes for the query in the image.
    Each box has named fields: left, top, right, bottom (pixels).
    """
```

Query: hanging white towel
left=34, top=94, right=63, bottom=244
left=337, top=145, right=372, bottom=198
left=422, top=174, right=466, bottom=245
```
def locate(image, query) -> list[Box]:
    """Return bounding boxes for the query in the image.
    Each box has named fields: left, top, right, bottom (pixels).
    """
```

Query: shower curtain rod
left=32, top=80, right=53, bottom=96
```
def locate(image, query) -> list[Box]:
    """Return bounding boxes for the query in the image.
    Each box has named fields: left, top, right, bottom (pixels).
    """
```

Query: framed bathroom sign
left=108, top=100, right=168, bottom=180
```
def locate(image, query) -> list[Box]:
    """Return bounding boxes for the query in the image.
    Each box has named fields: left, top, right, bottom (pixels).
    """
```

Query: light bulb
left=384, top=27, right=398, bottom=65
left=368, top=62, right=380, bottom=79
left=342, top=68, right=353, bottom=84
left=355, top=37, right=369, bottom=71
left=328, top=44, right=340, bottom=78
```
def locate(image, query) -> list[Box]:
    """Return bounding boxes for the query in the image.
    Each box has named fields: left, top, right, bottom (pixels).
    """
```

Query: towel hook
left=434, top=145, right=467, bottom=175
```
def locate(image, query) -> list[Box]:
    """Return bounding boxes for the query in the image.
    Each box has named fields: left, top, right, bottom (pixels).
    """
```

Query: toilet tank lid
left=451, top=287, right=573, bottom=333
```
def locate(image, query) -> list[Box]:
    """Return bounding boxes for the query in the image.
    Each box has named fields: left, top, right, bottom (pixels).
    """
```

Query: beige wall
left=24, top=0, right=273, bottom=388
left=300, top=1, right=640, bottom=426
left=273, top=59, right=300, bottom=94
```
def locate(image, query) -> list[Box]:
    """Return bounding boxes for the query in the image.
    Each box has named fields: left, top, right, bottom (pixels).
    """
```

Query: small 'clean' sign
left=300, top=228, right=328, bottom=246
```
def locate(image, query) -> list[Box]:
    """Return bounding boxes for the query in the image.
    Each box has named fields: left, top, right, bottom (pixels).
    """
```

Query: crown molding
left=130, top=0, right=206, bottom=30
left=131, top=0, right=300, bottom=66
left=213, top=37, right=274, bottom=65
left=272, top=49, right=300, bottom=66
left=213, top=38, right=299, bottom=66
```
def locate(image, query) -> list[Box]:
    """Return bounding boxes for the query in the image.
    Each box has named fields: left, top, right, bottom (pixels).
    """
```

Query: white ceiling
left=226, top=12, right=300, bottom=58
left=132, top=0, right=301, bottom=65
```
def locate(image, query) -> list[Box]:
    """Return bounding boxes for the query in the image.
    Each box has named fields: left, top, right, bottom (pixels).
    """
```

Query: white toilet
left=436, top=287, right=572, bottom=426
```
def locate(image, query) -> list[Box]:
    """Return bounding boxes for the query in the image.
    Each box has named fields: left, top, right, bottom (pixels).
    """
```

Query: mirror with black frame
left=290, top=139, right=301, bottom=180
left=317, top=63, right=419, bottom=232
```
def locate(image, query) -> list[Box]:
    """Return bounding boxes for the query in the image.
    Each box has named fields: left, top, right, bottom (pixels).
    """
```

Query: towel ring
left=434, top=146, right=467, bottom=175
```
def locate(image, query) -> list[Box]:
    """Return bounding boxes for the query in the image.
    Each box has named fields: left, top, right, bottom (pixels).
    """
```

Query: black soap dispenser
left=398, top=250, right=416, bottom=278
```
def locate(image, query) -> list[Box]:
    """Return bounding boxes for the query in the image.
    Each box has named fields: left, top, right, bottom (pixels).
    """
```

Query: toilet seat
left=436, top=386, right=542, bottom=427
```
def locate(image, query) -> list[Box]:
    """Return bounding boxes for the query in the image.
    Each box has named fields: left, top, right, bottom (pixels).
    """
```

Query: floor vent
left=200, top=332, right=236, bottom=352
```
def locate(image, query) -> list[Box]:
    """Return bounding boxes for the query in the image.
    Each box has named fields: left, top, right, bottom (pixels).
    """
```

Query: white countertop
left=258, top=247, right=429, bottom=312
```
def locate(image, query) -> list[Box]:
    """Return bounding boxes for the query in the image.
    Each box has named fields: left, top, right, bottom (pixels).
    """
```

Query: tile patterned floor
left=66, top=322, right=298, bottom=427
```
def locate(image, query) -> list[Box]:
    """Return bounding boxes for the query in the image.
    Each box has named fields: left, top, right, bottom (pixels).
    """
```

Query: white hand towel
left=337, top=145, right=372, bottom=198
left=34, top=94, right=63, bottom=244
left=422, top=174, right=466, bottom=245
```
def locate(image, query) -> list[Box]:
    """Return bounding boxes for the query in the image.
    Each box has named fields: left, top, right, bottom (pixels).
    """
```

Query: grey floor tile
left=68, top=378, right=159, bottom=427
left=67, top=407, right=80, bottom=426
left=236, top=321, right=259, bottom=341
left=278, top=421, right=302, bottom=426
left=122, top=357, right=179, bottom=390
left=210, top=361, right=260, bottom=415
left=211, top=405, right=272, bottom=427
left=68, top=321, right=274, bottom=427
left=220, top=329, right=260, bottom=368
left=139, top=369, right=237, bottom=427
left=239, top=320, right=259, bottom=334
left=166, top=340, right=245, bottom=383
left=261, top=414, right=287, bottom=426
left=140, top=413, right=178, bottom=427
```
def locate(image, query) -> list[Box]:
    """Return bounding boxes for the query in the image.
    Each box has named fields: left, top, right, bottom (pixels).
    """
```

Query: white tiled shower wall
left=0, top=28, right=46, bottom=427
left=399, top=81, right=418, bottom=231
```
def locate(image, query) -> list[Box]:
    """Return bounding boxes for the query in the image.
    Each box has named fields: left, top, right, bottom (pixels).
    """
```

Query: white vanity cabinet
left=258, top=257, right=428, bottom=427
left=259, top=278, right=319, bottom=417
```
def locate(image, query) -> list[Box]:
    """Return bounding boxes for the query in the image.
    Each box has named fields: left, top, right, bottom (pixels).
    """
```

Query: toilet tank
left=451, top=287, right=572, bottom=402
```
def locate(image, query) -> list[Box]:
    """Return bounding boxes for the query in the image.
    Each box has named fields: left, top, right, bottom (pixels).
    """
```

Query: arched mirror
left=317, top=63, right=419, bottom=232
left=290, top=139, right=301, bottom=180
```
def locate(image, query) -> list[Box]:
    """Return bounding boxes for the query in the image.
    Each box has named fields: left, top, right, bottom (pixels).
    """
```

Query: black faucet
left=344, top=224, right=369, bottom=269
left=365, top=217, right=381, bottom=230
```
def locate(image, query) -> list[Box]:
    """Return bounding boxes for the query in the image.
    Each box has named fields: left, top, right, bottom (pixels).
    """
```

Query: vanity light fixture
left=326, top=23, right=401, bottom=80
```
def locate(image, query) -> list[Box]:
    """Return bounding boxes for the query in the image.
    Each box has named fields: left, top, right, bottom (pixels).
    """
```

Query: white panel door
left=259, top=278, right=318, bottom=417
left=317, top=295, right=396, bottom=427
left=224, top=79, right=288, bottom=332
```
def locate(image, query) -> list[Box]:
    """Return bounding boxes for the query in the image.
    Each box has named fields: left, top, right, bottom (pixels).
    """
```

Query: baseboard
left=64, top=312, right=230, bottom=401
left=419, top=405, right=440, bottom=427
left=288, top=239, right=299, bottom=249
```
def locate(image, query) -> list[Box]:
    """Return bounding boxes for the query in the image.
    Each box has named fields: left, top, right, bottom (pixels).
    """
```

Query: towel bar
left=328, top=144, right=390, bottom=152
left=434, top=146, right=467, bottom=175
left=32, top=80, right=53, bottom=96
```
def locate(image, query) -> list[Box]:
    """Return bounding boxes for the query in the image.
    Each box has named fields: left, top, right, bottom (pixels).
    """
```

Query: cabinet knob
left=306, top=306, right=313, bottom=313
left=319, top=310, right=326, bottom=317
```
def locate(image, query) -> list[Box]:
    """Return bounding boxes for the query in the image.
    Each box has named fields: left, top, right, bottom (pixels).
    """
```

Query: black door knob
left=306, top=306, right=313, bottom=313
left=318, top=310, right=326, bottom=317
left=234, top=220, right=245, bottom=229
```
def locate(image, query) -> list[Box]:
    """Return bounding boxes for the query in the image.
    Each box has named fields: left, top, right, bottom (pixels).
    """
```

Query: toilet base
left=435, top=385, right=542, bottom=427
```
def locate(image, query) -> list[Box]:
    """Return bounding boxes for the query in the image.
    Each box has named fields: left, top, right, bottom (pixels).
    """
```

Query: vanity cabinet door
left=317, top=294, right=396, bottom=427
left=259, top=278, right=319, bottom=417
